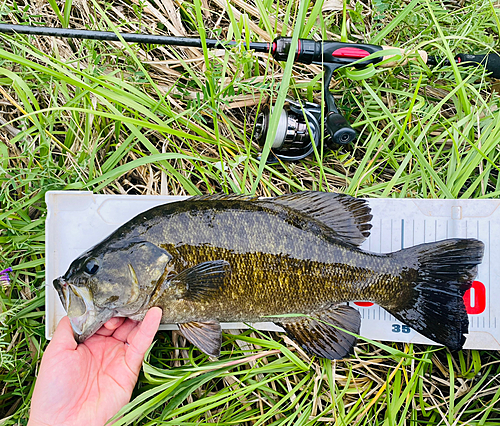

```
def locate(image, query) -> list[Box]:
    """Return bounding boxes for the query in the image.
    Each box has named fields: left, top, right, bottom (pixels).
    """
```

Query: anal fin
left=276, top=305, right=361, bottom=360
left=178, top=321, right=222, bottom=357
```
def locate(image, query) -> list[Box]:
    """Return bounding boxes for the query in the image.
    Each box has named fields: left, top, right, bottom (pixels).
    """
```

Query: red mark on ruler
left=464, top=281, right=486, bottom=315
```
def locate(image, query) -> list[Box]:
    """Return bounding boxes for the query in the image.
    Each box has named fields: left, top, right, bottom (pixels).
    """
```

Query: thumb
left=49, top=316, right=78, bottom=351
left=125, top=307, right=162, bottom=373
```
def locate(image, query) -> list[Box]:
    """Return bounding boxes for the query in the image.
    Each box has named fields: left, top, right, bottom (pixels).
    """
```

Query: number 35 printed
left=392, top=325, right=411, bottom=333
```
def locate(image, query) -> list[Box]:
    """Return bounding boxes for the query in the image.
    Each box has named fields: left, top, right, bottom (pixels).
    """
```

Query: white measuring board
left=45, top=191, right=500, bottom=350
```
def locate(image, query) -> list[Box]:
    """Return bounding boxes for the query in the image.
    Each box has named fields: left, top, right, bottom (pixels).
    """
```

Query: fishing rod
left=1, top=23, right=499, bottom=162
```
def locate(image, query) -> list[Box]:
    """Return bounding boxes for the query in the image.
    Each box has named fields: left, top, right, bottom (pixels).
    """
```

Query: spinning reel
left=252, top=39, right=365, bottom=163
left=253, top=90, right=356, bottom=163
left=3, top=25, right=498, bottom=163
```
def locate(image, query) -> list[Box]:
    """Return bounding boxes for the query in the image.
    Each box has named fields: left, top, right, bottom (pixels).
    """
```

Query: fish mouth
left=53, top=277, right=113, bottom=343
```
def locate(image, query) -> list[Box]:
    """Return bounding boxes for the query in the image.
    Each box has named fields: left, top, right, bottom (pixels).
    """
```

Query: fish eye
left=84, top=259, right=99, bottom=275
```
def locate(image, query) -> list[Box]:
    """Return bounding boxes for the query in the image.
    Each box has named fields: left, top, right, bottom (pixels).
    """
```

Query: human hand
left=28, top=307, right=162, bottom=426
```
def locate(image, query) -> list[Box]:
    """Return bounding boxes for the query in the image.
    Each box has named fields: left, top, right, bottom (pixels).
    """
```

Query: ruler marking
left=401, top=219, right=405, bottom=250
left=380, top=218, right=382, bottom=253
left=489, top=220, right=493, bottom=328
left=368, top=221, right=372, bottom=250
left=475, top=219, right=478, bottom=330
left=391, top=219, right=393, bottom=251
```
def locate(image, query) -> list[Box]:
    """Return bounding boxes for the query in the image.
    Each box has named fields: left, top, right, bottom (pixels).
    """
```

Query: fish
left=53, top=192, right=485, bottom=359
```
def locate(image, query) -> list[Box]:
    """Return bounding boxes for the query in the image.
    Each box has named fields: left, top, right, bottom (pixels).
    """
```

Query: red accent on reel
left=354, top=302, right=374, bottom=307
left=332, top=47, right=370, bottom=59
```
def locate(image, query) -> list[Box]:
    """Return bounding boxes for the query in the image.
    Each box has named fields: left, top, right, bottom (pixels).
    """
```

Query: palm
left=42, top=335, right=137, bottom=425
left=29, top=308, right=162, bottom=426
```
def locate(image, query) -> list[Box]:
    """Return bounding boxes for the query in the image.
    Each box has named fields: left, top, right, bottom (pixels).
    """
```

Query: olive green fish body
left=113, top=198, right=407, bottom=322
left=54, top=192, right=484, bottom=359
left=155, top=248, right=407, bottom=325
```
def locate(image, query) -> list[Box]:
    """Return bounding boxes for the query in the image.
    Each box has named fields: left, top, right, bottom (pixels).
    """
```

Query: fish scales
left=53, top=192, right=484, bottom=359
left=156, top=247, right=407, bottom=323
left=130, top=201, right=408, bottom=322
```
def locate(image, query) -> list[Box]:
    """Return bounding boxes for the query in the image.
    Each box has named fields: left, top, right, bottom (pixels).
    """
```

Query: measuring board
left=45, top=191, right=500, bottom=350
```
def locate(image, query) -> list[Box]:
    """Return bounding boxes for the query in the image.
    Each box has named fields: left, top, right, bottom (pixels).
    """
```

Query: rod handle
left=379, top=46, right=428, bottom=67
left=456, top=53, right=500, bottom=79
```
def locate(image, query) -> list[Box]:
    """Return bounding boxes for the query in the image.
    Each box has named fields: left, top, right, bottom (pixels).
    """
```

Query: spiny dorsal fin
left=266, top=192, right=372, bottom=246
left=178, top=321, right=222, bottom=357
left=170, top=260, right=230, bottom=302
left=276, top=304, right=361, bottom=360
left=188, top=193, right=258, bottom=202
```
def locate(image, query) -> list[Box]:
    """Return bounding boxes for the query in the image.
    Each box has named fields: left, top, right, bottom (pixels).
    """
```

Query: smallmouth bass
left=53, top=192, right=484, bottom=359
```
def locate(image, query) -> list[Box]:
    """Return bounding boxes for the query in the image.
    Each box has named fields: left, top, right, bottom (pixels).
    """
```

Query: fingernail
left=105, top=317, right=121, bottom=328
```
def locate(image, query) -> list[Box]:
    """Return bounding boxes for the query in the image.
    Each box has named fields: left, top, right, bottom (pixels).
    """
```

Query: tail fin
left=386, top=238, right=484, bottom=351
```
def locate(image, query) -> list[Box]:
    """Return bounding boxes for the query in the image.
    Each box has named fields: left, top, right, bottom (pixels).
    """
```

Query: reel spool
left=254, top=99, right=356, bottom=163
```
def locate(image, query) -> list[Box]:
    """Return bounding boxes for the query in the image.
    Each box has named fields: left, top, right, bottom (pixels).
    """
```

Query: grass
left=1, top=0, right=500, bottom=424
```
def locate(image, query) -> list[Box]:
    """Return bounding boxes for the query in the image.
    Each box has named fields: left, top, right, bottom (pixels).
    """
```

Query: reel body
left=254, top=60, right=357, bottom=163
left=254, top=97, right=356, bottom=163
left=254, top=100, right=321, bottom=162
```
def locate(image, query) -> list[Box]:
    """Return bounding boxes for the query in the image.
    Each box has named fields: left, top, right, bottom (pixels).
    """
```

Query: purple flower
left=0, top=267, right=13, bottom=285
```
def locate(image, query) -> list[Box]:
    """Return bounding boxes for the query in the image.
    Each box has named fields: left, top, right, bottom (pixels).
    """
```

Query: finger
left=95, top=326, right=114, bottom=337
left=94, top=317, right=126, bottom=337
left=111, top=318, right=140, bottom=343
left=125, top=326, right=139, bottom=344
left=95, top=322, right=119, bottom=337
left=104, top=317, right=125, bottom=331
left=125, top=307, right=162, bottom=373
left=49, top=317, right=78, bottom=351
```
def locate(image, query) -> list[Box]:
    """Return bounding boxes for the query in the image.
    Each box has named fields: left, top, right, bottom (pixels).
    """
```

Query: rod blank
left=0, top=24, right=270, bottom=52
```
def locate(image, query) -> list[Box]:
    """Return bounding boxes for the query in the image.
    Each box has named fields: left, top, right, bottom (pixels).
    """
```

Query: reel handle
left=326, top=114, right=357, bottom=146
left=320, top=63, right=357, bottom=146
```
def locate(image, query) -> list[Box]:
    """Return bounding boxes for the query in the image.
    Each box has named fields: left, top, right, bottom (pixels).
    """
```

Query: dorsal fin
left=188, top=193, right=258, bottom=202
left=266, top=192, right=372, bottom=246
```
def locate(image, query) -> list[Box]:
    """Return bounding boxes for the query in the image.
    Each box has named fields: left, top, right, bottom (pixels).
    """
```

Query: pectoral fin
left=170, top=260, right=230, bottom=302
left=178, top=321, right=222, bottom=357
left=276, top=305, right=361, bottom=360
